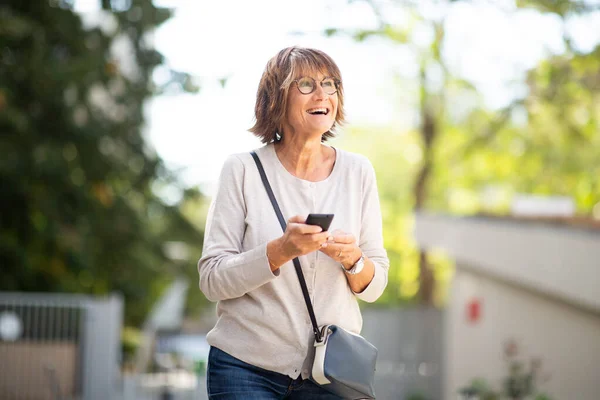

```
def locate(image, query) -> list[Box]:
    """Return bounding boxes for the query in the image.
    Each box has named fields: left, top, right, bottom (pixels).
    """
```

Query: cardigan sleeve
left=354, top=157, right=389, bottom=302
left=197, top=155, right=278, bottom=302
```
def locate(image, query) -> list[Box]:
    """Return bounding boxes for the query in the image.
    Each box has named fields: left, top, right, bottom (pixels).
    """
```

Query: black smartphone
left=305, top=213, right=334, bottom=231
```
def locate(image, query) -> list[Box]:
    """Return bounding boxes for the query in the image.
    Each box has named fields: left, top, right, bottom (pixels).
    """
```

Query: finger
left=332, top=233, right=355, bottom=244
left=288, top=215, right=306, bottom=224
left=296, top=224, right=325, bottom=234
left=311, top=232, right=331, bottom=243
left=319, top=244, right=335, bottom=253
left=287, top=220, right=323, bottom=234
left=319, top=244, right=332, bottom=252
left=322, top=243, right=343, bottom=257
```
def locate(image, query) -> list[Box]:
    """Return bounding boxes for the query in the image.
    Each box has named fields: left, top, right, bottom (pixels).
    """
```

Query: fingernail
left=321, top=243, right=328, bottom=248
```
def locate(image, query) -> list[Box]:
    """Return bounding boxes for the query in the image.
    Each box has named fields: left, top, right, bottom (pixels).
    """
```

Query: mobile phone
left=305, top=213, right=334, bottom=232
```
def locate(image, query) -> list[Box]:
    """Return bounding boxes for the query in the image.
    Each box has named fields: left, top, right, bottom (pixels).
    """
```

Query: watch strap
left=344, top=254, right=364, bottom=275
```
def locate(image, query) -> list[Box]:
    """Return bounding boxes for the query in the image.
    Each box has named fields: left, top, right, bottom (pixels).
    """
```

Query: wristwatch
left=343, top=253, right=365, bottom=275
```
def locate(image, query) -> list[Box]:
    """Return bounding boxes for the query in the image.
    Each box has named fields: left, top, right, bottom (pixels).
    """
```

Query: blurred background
left=1, top=0, right=599, bottom=399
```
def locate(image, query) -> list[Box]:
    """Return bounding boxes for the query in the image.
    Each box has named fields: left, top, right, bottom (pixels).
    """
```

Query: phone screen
left=305, top=213, right=334, bottom=231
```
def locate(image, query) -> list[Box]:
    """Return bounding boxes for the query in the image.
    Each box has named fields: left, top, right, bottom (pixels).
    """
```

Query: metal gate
left=0, top=292, right=123, bottom=400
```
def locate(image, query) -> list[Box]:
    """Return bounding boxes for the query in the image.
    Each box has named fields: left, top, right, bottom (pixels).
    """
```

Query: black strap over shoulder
left=250, top=151, right=322, bottom=343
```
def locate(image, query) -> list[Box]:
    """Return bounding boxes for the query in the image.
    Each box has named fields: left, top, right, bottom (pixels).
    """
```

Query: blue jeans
left=206, top=346, right=343, bottom=399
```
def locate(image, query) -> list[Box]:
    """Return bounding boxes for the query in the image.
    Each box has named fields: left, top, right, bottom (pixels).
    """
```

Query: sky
left=77, top=0, right=600, bottom=199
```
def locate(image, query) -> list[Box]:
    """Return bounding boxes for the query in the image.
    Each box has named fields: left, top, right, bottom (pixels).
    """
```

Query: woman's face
left=282, top=70, right=338, bottom=140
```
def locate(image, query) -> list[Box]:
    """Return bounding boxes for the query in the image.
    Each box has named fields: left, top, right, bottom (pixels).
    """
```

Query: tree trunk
left=415, top=63, right=437, bottom=305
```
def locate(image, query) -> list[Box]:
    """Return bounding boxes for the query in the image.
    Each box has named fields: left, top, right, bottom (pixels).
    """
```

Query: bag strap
left=250, top=151, right=323, bottom=343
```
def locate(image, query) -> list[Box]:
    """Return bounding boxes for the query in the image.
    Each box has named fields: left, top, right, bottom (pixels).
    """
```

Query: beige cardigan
left=198, top=143, right=389, bottom=379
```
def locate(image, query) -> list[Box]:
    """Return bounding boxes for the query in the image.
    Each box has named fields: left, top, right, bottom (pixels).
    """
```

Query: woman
left=198, top=46, right=389, bottom=399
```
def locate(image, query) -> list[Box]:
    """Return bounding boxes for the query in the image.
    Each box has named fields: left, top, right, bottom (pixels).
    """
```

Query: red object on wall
left=466, top=298, right=482, bottom=323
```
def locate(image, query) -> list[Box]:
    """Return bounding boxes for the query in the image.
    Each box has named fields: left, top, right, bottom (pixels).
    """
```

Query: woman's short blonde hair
left=249, top=46, right=345, bottom=143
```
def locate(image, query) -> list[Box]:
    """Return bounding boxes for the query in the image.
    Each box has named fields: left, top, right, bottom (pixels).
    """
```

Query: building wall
left=415, top=214, right=600, bottom=314
left=445, top=267, right=600, bottom=400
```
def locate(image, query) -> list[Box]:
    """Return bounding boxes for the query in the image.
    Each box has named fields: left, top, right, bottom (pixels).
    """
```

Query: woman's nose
left=313, top=83, right=329, bottom=99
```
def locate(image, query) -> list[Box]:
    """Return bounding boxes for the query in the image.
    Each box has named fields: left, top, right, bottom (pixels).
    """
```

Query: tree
left=0, top=0, right=204, bottom=326
left=328, top=0, right=600, bottom=305
left=428, top=0, right=600, bottom=216
left=326, top=0, right=463, bottom=304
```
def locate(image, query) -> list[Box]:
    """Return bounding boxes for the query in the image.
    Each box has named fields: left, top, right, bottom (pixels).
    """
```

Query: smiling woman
left=197, top=46, right=389, bottom=400
left=249, top=46, right=345, bottom=144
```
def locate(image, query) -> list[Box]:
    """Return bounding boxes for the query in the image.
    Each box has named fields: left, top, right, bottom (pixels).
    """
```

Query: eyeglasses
left=292, top=77, right=340, bottom=95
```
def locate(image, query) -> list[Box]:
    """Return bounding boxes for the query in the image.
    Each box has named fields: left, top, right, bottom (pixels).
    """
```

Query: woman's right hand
left=266, top=215, right=331, bottom=271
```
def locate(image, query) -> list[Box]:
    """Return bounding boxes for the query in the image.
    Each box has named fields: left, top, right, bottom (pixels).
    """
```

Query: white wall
left=445, top=268, right=600, bottom=400
left=414, top=214, right=600, bottom=313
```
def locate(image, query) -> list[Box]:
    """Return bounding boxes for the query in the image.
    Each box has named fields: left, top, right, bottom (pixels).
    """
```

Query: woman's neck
left=274, top=137, right=334, bottom=182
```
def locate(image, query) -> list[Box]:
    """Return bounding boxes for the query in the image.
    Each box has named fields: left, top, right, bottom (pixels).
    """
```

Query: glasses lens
left=297, top=77, right=315, bottom=94
left=322, top=78, right=337, bottom=95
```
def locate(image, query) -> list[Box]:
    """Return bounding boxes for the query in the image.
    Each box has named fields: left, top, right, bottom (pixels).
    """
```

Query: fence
left=362, top=306, right=444, bottom=400
left=0, top=292, right=123, bottom=400
left=0, top=291, right=441, bottom=400
left=121, top=306, right=444, bottom=400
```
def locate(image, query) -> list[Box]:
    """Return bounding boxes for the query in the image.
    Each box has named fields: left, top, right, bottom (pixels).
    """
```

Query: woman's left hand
left=319, top=230, right=361, bottom=268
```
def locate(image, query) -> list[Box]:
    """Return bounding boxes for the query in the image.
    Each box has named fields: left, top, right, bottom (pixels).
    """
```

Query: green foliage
left=0, top=1, right=205, bottom=326
left=427, top=45, right=600, bottom=216
left=121, top=325, right=142, bottom=366
left=406, top=392, right=430, bottom=400
left=337, top=0, right=600, bottom=306
left=336, top=127, right=453, bottom=306
left=458, top=378, right=499, bottom=400
left=458, top=340, right=552, bottom=400
left=516, top=0, right=600, bottom=16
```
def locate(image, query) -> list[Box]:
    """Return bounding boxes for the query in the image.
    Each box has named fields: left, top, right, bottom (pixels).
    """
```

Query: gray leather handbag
left=251, top=151, right=378, bottom=400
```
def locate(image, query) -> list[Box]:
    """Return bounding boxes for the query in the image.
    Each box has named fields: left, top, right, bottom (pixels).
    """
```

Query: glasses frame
left=292, top=76, right=341, bottom=96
